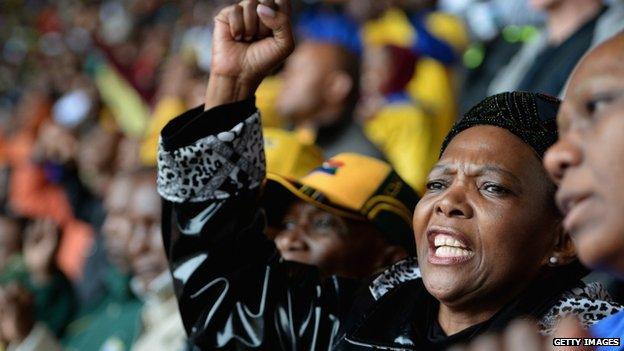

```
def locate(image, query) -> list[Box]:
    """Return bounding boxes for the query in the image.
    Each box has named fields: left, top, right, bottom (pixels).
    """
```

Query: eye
left=312, top=216, right=334, bottom=229
left=585, top=94, right=614, bottom=116
left=481, top=183, right=510, bottom=195
left=282, top=218, right=297, bottom=230
left=426, top=180, right=447, bottom=192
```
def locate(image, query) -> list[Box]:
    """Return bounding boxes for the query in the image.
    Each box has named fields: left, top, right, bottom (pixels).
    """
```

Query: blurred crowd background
left=0, top=0, right=623, bottom=350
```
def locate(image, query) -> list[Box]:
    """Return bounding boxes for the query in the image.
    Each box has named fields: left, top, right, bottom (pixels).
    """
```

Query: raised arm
left=205, top=0, right=294, bottom=110
left=157, top=2, right=352, bottom=349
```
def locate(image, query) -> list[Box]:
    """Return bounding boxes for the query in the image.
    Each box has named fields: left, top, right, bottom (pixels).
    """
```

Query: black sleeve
left=157, top=99, right=353, bottom=350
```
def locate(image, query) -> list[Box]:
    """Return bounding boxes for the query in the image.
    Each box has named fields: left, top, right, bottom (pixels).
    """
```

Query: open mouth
left=427, top=227, right=475, bottom=264
left=433, top=234, right=473, bottom=258
left=557, top=191, right=593, bottom=234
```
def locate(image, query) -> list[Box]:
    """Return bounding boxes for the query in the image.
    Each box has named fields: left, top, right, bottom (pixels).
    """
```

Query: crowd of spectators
left=1, top=0, right=624, bottom=350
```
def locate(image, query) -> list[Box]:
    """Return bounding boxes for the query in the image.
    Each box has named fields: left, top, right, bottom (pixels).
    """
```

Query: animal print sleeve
left=157, top=102, right=265, bottom=203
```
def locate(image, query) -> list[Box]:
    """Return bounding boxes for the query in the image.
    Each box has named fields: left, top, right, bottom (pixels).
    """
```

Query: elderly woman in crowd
left=454, top=32, right=624, bottom=351
left=155, top=1, right=621, bottom=350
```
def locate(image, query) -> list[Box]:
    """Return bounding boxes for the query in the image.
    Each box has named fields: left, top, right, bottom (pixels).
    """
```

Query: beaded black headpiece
left=441, top=92, right=561, bottom=158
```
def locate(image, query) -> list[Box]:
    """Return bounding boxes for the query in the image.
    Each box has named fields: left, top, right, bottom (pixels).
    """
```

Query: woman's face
left=274, top=201, right=398, bottom=278
left=544, top=35, right=624, bottom=276
left=414, top=126, right=561, bottom=308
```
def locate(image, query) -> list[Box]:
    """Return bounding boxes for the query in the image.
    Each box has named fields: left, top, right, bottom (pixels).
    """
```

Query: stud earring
left=549, top=256, right=559, bottom=266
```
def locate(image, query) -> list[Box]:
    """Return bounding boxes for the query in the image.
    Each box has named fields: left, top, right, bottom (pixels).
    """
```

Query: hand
left=0, top=283, right=35, bottom=344
left=205, top=0, right=295, bottom=110
left=448, top=318, right=594, bottom=351
left=552, top=317, right=593, bottom=351
left=23, top=219, right=59, bottom=284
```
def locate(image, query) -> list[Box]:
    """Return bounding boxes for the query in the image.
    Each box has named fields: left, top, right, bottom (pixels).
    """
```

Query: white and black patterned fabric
left=369, top=259, right=623, bottom=335
left=158, top=112, right=265, bottom=203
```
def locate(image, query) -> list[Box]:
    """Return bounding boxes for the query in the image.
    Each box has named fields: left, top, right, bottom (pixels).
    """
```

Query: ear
left=323, top=71, right=353, bottom=105
left=547, top=226, right=577, bottom=266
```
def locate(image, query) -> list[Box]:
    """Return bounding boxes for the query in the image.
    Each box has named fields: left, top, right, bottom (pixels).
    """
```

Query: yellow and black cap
left=263, top=153, right=419, bottom=255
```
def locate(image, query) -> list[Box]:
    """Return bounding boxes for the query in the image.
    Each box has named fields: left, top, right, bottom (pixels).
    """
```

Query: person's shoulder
left=538, top=281, right=624, bottom=334
left=345, top=257, right=421, bottom=318
left=368, top=257, right=421, bottom=301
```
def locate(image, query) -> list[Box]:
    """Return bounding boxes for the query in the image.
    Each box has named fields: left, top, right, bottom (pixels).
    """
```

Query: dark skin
left=276, top=41, right=355, bottom=127
left=0, top=283, right=35, bottom=345
left=357, top=45, right=398, bottom=121
left=205, top=0, right=578, bottom=339
left=77, top=125, right=121, bottom=198
left=274, top=201, right=405, bottom=278
left=545, top=33, right=624, bottom=278
left=414, top=126, right=574, bottom=336
left=127, top=176, right=168, bottom=292
left=453, top=33, right=624, bottom=351
left=0, top=217, right=21, bottom=273
left=102, top=174, right=135, bottom=273
left=23, top=219, right=59, bottom=285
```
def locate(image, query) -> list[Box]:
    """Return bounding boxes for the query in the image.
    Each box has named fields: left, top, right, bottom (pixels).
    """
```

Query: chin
left=575, top=225, right=624, bottom=269
left=578, top=241, right=624, bottom=276
left=422, top=272, right=465, bottom=303
left=280, top=252, right=313, bottom=265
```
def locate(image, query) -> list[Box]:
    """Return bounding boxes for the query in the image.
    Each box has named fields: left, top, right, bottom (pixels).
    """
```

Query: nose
left=544, top=137, right=582, bottom=184
left=434, top=183, right=473, bottom=219
left=128, top=223, right=150, bottom=258
left=274, top=228, right=307, bottom=252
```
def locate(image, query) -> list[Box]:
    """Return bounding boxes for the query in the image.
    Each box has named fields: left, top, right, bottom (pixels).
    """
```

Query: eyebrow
left=431, top=164, right=522, bottom=184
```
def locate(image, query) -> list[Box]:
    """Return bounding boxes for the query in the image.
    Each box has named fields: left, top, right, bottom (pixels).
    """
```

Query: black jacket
left=158, top=100, right=622, bottom=351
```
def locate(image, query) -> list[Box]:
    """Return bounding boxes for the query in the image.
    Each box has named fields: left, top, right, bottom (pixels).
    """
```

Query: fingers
left=214, top=0, right=292, bottom=48
left=256, top=0, right=273, bottom=38
left=256, top=0, right=294, bottom=54
left=555, top=316, right=590, bottom=338
left=259, top=0, right=276, bottom=8
left=228, top=5, right=244, bottom=41
left=241, top=0, right=259, bottom=41
left=468, top=334, right=500, bottom=351
left=554, top=317, right=593, bottom=351
left=275, top=0, right=291, bottom=16
left=503, top=320, right=542, bottom=351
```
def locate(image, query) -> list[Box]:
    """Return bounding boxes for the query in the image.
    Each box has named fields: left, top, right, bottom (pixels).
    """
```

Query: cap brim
left=261, top=173, right=365, bottom=227
left=262, top=173, right=417, bottom=256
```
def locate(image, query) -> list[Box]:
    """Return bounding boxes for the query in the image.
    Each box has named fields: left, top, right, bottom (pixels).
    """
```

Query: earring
left=549, top=256, right=559, bottom=266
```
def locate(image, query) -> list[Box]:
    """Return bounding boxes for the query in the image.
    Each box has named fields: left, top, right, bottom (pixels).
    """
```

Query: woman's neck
left=437, top=302, right=500, bottom=336
left=436, top=277, right=537, bottom=336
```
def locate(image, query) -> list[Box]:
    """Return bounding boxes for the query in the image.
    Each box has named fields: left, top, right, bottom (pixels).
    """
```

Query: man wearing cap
left=156, top=0, right=418, bottom=349
left=263, top=129, right=413, bottom=278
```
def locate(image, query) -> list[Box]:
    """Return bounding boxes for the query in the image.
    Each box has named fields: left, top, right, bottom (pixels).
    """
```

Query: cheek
left=309, top=235, right=349, bottom=262
left=412, top=199, right=434, bottom=252
left=590, top=116, right=624, bottom=210
left=478, top=205, right=552, bottom=273
left=575, top=225, right=624, bottom=268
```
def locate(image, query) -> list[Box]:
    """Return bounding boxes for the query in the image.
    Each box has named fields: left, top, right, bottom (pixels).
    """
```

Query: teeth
left=434, top=234, right=467, bottom=249
left=435, top=246, right=473, bottom=258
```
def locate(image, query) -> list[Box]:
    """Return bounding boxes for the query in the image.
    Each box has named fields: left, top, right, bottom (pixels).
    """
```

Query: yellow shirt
left=365, top=96, right=438, bottom=194
left=362, top=8, right=468, bottom=147
left=256, top=76, right=284, bottom=129
left=140, top=97, right=186, bottom=166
